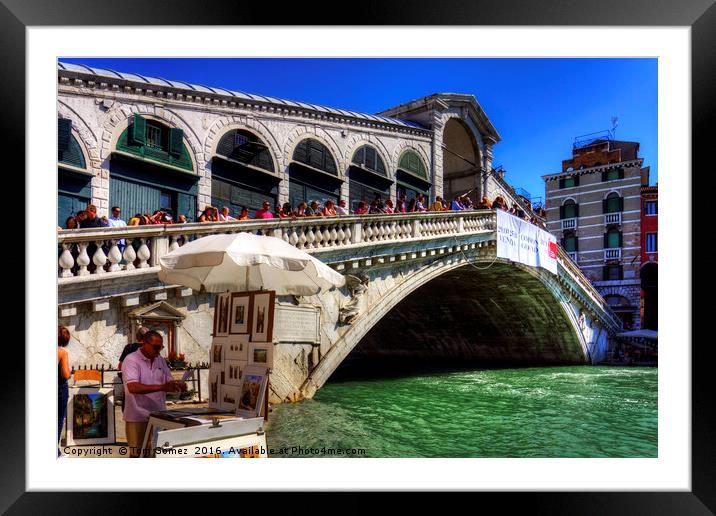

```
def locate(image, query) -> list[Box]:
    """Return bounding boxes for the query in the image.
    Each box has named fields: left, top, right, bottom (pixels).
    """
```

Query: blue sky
left=60, top=58, right=657, bottom=199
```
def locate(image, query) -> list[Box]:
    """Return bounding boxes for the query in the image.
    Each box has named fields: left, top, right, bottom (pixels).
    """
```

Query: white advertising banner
left=496, top=210, right=558, bottom=275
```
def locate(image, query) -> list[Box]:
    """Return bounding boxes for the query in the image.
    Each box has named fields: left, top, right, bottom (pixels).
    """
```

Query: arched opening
left=348, top=145, right=392, bottom=213
left=442, top=118, right=480, bottom=204
left=212, top=129, right=279, bottom=218
left=604, top=294, right=634, bottom=329
left=58, top=118, right=92, bottom=226
left=640, top=263, right=658, bottom=330
left=396, top=149, right=431, bottom=204
left=330, top=263, right=585, bottom=380
left=110, top=114, right=198, bottom=221
left=289, top=138, right=342, bottom=211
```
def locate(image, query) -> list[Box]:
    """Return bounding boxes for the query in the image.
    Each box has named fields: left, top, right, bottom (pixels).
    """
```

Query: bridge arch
left=302, top=253, right=589, bottom=397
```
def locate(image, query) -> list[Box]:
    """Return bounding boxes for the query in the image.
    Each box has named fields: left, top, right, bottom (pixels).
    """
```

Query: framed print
left=208, top=369, right=221, bottom=407
left=225, top=334, right=249, bottom=361
left=211, top=340, right=224, bottom=365
left=229, top=293, right=252, bottom=335
left=224, top=360, right=244, bottom=386
left=213, top=293, right=231, bottom=337
left=236, top=365, right=269, bottom=418
left=248, top=342, right=274, bottom=368
left=250, top=291, right=275, bottom=342
left=66, top=387, right=115, bottom=446
left=219, top=384, right=240, bottom=411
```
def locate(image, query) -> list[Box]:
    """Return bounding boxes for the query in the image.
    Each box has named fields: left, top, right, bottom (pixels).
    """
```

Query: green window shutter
left=132, top=114, right=146, bottom=145
left=559, top=178, right=565, bottom=189
left=574, top=203, right=579, bottom=218
left=58, top=118, right=72, bottom=153
left=574, top=237, right=579, bottom=252
left=618, top=197, right=624, bottom=211
left=559, top=205, right=565, bottom=219
left=169, top=128, right=184, bottom=156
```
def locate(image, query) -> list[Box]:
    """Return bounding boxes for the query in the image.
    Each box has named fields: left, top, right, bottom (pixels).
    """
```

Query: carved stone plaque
left=274, top=305, right=320, bottom=343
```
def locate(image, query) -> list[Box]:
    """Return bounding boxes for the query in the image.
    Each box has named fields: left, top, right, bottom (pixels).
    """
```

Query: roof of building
left=57, top=62, right=429, bottom=131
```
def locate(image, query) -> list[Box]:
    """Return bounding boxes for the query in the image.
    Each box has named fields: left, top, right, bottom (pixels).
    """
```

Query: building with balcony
left=640, top=184, right=658, bottom=330
left=542, top=134, right=651, bottom=329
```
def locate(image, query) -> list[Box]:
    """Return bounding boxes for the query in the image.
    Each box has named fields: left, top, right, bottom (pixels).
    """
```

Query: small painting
left=66, top=387, right=115, bottom=446
left=236, top=366, right=268, bottom=418
left=212, top=342, right=224, bottom=364
left=225, top=335, right=249, bottom=361
left=214, top=293, right=231, bottom=337
left=250, top=291, right=275, bottom=342
left=220, top=384, right=240, bottom=411
left=209, top=370, right=221, bottom=407
left=225, top=360, right=245, bottom=386
left=230, top=293, right=252, bottom=334
left=248, top=342, right=274, bottom=368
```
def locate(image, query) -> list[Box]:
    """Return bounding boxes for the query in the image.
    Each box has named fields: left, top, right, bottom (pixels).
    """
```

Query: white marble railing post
left=351, top=221, right=362, bottom=244
left=136, top=239, right=151, bottom=268
left=123, top=242, right=136, bottom=271
left=76, top=242, right=90, bottom=276
left=58, top=244, right=75, bottom=278
left=107, top=240, right=122, bottom=272
left=92, top=241, right=107, bottom=275
left=412, top=219, right=421, bottom=238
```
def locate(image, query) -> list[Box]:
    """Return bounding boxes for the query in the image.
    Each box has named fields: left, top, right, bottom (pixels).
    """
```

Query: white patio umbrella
left=157, top=232, right=345, bottom=296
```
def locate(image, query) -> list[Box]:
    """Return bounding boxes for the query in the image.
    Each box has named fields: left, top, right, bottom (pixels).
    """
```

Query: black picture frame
left=10, top=0, right=711, bottom=512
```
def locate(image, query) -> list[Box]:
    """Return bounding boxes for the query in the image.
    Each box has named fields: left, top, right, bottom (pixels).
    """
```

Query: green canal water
left=265, top=366, right=657, bottom=458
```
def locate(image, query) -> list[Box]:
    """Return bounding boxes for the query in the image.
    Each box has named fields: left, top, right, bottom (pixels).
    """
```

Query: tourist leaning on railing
left=336, top=199, right=350, bottom=215
left=383, top=199, right=394, bottom=213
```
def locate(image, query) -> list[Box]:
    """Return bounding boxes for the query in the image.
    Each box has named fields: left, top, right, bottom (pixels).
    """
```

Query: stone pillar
left=431, top=113, right=445, bottom=202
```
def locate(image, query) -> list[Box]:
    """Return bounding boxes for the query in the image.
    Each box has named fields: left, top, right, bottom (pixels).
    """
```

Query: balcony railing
left=567, top=252, right=578, bottom=262
left=604, top=248, right=621, bottom=260
left=57, top=211, right=497, bottom=280
left=561, top=218, right=577, bottom=230
left=605, top=213, right=621, bottom=225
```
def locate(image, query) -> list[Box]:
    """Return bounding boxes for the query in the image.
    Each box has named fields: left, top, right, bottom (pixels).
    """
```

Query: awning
left=213, top=154, right=280, bottom=181
left=289, top=161, right=343, bottom=183
left=616, top=329, right=658, bottom=340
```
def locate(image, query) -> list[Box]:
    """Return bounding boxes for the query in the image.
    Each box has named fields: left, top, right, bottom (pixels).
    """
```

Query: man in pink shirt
left=253, top=201, right=275, bottom=219
left=121, top=330, right=185, bottom=457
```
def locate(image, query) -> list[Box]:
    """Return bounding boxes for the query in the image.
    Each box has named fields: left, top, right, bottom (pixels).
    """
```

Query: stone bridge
left=57, top=210, right=622, bottom=403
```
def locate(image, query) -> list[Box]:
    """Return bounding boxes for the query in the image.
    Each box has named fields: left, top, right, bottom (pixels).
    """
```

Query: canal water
left=266, top=366, right=657, bottom=458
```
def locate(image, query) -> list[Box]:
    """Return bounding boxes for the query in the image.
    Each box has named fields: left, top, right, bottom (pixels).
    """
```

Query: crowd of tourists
left=60, top=194, right=547, bottom=231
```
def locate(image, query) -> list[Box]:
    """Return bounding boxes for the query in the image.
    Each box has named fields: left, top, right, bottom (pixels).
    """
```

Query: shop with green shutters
left=211, top=129, right=279, bottom=218
left=396, top=149, right=431, bottom=202
left=110, top=114, right=198, bottom=221
left=348, top=145, right=392, bottom=212
left=58, top=118, right=93, bottom=227
left=288, top=138, right=342, bottom=212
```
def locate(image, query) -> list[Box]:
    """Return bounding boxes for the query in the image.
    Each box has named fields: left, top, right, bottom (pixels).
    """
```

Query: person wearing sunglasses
left=121, top=330, right=186, bottom=457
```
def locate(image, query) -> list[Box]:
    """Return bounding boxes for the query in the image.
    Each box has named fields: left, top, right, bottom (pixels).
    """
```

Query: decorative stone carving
left=338, top=274, right=369, bottom=325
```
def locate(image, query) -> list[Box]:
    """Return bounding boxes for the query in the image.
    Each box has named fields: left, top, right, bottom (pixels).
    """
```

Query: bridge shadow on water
left=327, top=355, right=556, bottom=384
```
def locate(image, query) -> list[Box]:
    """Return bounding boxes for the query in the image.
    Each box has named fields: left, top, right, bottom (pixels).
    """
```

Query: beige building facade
left=543, top=139, right=650, bottom=329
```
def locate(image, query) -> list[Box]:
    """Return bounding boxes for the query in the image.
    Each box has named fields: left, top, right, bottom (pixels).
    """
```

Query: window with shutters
left=562, top=235, right=578, bottom=253
left=646, top=233, right=657, bottom=253
left=644, top=201, right=657, bottom=215
left=293, top=139, right=337, bottom=175
left=398, top=150, right=427, bottom=179
left=562, top=176, right=575, bottom=188
left=605, top=229, right=621, bottom=248
left=216, top=130, right=275, bottom=172
left=57, top=118, right=87, bottom=170
left=115, top=114, right=193, bottom=171
left=351, top=145, right=387, bottom=176
left=604, top=168, right=622, bottom=181
left=562, top=199, right=577, bottom=219
left=605, top=193, right=622, bottom=213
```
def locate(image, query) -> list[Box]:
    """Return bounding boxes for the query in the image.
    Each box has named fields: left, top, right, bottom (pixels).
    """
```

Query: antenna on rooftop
left=610, top=116, right=619, bottom=139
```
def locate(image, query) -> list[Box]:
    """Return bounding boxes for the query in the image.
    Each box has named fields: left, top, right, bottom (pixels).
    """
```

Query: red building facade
left=640, top=185, right=658, bottom=330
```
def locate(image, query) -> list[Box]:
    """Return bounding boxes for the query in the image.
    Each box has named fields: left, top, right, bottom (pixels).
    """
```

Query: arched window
left=292, top=138, right=337, bottom=175
left=289, top=139, right=341, bottom=210
left=351, top=145, right=387, bottom=175
left=561, top=229, right=578, bottom=253
left=603, top=192, right=623, bottom=213
left=348, top=145, right=391, bottom=212
left=212, top=130, right=278, bottom=217
left=58, top=118, right=92, bottom=226
left=396, top=149, right=430, bottom=201
left=398, top=150, right=427, bottom=179
left=216, top=129, right=274, bottom=172
left=111, top=114, right=198, bottom=222
left=560, top=198, right=578, bottom=219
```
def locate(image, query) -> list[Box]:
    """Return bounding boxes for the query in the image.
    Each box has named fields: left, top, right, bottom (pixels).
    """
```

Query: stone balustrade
left=57, top=211, right=497, bottom=281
